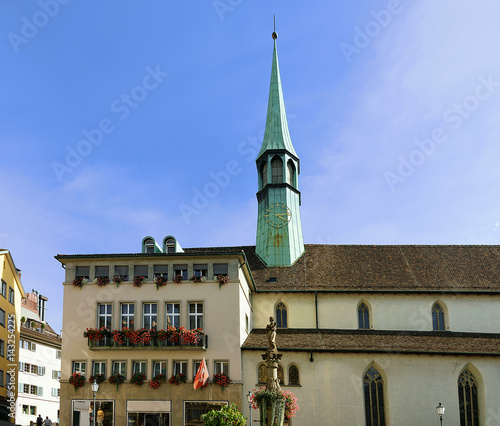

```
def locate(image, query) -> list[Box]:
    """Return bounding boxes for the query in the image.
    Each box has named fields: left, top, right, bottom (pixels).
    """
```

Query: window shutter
left=18, top=382, right=23, bottom=393
left=31, top=343, right=36, bottom=351
left=37, top=387, right=43, bottom=396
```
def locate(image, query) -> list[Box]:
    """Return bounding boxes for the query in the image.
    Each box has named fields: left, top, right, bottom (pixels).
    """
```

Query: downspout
left=315, top=291, right=318, bottom=330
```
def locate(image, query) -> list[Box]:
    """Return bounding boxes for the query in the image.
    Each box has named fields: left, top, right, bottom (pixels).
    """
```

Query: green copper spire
left=255, top=29, right=304, bottom=267
left=257, top=37, right=297, bottom=160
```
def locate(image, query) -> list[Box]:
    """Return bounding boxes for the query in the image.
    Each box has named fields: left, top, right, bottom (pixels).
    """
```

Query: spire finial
left=272, top=15, right=278, bottom=39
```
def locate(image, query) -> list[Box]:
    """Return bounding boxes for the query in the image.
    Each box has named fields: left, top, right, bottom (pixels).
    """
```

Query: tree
left=201, top=403, right=247, bottom=426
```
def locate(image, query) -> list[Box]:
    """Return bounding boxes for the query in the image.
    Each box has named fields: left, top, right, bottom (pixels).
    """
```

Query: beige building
left=56, top=239, right=253, bottom=425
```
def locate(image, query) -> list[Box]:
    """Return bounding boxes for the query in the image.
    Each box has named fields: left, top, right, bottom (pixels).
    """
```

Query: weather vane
left=272, top=15, right=277, bottom=39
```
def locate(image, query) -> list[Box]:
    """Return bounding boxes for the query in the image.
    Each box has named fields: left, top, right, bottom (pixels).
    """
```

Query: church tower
left=255, top=31, right=305, bottom=267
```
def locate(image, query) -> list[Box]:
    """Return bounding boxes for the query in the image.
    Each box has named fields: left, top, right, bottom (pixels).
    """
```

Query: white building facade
left=16, top=292, right=61, bottom=425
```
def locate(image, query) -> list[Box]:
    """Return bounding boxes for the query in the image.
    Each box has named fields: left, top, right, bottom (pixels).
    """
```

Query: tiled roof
left=242, top=329, right=500, bottom=356
left=21, top=326, right=62, bottom=348
left=186, top=244, right=500, bottom=292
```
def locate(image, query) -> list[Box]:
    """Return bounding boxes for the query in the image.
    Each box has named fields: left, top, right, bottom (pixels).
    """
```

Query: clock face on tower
left=265, top=203, right=292, bottom=228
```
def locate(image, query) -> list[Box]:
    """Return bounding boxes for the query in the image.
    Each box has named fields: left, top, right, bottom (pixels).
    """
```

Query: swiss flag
left=193, top=357, right=209, bottom=390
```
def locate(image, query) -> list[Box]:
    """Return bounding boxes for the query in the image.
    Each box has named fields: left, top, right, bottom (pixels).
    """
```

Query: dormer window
left=269, top=277, right=278, bottom=283
left=144, top=239, right=155, bottom=254
left=165, top=238, right=176, bottom=253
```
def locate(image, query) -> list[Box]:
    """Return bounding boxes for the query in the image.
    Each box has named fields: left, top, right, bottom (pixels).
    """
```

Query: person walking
left=36, top=414, right=43, bottom=426
left=43, top=416, right=52, bottom=426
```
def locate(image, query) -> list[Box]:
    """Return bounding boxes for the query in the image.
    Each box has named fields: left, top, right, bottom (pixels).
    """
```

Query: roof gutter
left=240, top=347, right=500, bottom=357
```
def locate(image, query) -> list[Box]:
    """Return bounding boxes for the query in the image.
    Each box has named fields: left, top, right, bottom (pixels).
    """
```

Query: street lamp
left=246, top=390, right=252, bottom=425
left=436, top=402, right=445, bottom=426
left=91, top=382, right=100, bottom=426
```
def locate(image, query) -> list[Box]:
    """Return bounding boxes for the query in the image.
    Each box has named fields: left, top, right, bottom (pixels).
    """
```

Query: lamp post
left=246, top=391, right=252, bottom=425
left=436, top=402, right=445, bottom=426
left=91, top=382, right=100, bottom=426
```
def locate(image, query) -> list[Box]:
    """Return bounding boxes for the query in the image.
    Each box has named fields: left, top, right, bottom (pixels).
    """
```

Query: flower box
left=69, top=372, right=85, bottom=390
left=94, top=276, right=110, bottom=287
left=214, top=275, right=230, bottom=288
left=133, top=275, right=147, bottom=287
left=168, top=373, right=186, bottom=385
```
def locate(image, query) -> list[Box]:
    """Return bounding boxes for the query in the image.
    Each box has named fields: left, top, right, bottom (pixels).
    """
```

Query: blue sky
left=1, top=1, right=500, bottom=331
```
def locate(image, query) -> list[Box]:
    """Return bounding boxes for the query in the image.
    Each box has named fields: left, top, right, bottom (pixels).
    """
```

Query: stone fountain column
left=261, top=317, right=283, bottom=426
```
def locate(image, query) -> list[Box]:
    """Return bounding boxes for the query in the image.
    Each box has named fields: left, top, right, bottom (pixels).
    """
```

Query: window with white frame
left=98, top=303, right=112, bottom=329
left=153, top=361, right=167, bottom=377
left=0, top=339, right=4, bottom=357
left=121, top=303, right=135, bottom=329
left=166, top=302, right=180, bottom=328
left=132, top=361, right=146, bottom=375
left=0, top=280, right=5, bottom=298
left=189, top=302, right=203, bottom=330
left=144, top=239, right=155, bottom=253
left=0, top=308, right=5, bottom=327
left=112, top=361, right=126, bottom=377
left=214, top=361, right=228, bottom=376
left=8, top=287, right=14, bottom=305
left=165, top=238, right=176, bottom=253
left=173, top=361, right=187, bottom=376
left=143, top=303, right=157, bottom=329
left=51, top=388, right=60, bottom=397
left=56, top=350, right=61, bottom=359
left=193, top=360, right=201, bottom=380
left=52, top=370, right=61, bottom=380
left=72, top=361, right=86, bottom=376
left=193, top=264, right=208, bottom=278
left=93, top=361, right=106, bottom=377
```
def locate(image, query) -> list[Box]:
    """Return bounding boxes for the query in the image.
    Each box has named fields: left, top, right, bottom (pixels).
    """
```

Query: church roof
left=185, top=244, right=500, bottom=293
left=256, top=39, right=298, bottom=160
left=242, top=328, right=500, bottom=356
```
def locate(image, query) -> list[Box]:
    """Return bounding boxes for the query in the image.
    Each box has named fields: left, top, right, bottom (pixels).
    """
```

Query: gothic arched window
left=276, top=302, right=287, bottom=328
left=363, top=367, right=386, bottom=426
left=458, top=369, right=479, bottom=425
left=288, top=365, right=299, bottom=385
left=287, top=160, right=296, bottom=187
left=261, top=162, right=268, bottom=188
left=358, top=303, right=370, bottom=329
left=271, top=156, right=283, bottom=184
left=258, top=364, right=266, bottom=384
left=432, top=303, right=445, bottom=331
left=277, top=364, right=284, bottom=384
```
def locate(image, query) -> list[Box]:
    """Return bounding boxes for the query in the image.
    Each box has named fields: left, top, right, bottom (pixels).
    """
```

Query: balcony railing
left=84, top=327, right=207, bottom=350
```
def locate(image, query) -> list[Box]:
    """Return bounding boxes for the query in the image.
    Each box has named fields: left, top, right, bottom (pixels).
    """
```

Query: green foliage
left=201, top=403, right=247, bottom=426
